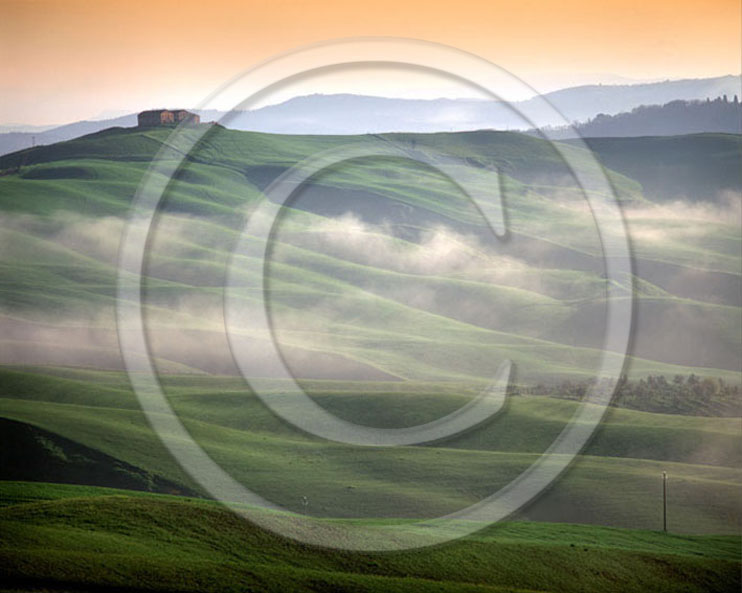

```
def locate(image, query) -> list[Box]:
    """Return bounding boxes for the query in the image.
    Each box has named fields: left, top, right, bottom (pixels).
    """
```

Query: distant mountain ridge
left=535, top=75, right=740, bottom=122
left=541, top=96, right=741, bottom=138
left=0, top=75, right=738, bottom=155
left=0, top=114, right=137, bottom=156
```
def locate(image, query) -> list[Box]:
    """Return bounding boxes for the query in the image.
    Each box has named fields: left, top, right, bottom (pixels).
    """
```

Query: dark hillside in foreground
left=0, top=417, right=196, bottom=496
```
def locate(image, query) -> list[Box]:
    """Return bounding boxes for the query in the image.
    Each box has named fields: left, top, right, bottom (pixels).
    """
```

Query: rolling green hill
left=0, top=126, right=739, bottom=381
left=0, top=482, right=739, bottom=593
left=0, top=367, right=738, bottom=533
left=0, top=125, right=739, bottom=592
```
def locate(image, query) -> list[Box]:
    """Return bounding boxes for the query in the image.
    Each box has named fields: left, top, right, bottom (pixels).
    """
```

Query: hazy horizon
left=2, top=72, right=739, bottom=129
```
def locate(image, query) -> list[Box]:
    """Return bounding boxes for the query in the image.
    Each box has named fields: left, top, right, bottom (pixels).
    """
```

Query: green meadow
left=0, top=125, right=739, bottom=591
left=0, top=481, right=739, bottom=593
left=0, top=366, right=739, bottom=532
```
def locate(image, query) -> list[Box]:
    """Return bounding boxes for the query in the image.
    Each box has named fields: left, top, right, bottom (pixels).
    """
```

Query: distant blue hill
left=0, top=114, right=137, bottom=156
left=0, top=75, right=738, bottom=155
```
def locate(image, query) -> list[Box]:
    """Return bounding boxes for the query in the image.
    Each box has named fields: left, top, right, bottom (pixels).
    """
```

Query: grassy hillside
left=566, top=133, right=742, bottom=202
left=0, top=482, right=739, bottom=593
left=0, top=125, right=739, bottom=591
left=0, top=126, right=739, bottom=382
left=0, top=367, right=738, bottom=533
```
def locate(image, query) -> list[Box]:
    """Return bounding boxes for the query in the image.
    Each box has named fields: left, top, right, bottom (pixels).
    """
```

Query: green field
left=0, top=126, right=740, bottom=591
left=0, top=481, right=739, bottom=593
left=0, top=367, right=738, bottom=532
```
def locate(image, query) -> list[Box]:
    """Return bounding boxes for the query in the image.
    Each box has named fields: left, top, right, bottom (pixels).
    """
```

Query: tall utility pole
left=662, top=471, right=668, bottom=533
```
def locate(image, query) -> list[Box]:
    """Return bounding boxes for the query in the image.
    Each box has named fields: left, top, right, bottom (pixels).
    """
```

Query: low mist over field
left=1, top=131, right=739, bottom=384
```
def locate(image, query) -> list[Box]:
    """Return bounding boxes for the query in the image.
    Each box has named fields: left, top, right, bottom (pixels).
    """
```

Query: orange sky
left=1, top=0, right=740, bottom=125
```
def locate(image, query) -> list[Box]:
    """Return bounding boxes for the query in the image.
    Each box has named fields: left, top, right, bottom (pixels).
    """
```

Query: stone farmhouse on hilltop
left=137, top=109, right=200, bottom=127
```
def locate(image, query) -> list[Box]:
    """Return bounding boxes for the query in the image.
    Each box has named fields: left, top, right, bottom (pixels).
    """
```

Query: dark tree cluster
left=520, top=375, right=741, bottom=417
left=536, top=95, right=741, bottom=138
left=575, top=96, right=741, bottom=137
